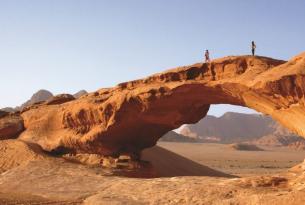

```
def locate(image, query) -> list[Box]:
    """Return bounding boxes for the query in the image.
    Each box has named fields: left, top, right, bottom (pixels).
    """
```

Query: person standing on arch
left=205, top=49, right=210, bottom=63
left=251, top=41, right=256, bottom=56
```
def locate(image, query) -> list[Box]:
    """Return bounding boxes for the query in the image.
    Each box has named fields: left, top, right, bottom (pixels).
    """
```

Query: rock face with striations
left=15, top=52, right=305, bottom=157
left=0, top=114, right=24, bottom=140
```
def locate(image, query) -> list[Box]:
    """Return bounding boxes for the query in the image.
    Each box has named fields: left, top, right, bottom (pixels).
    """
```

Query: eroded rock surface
left=15, top=53, right=305, bottom=156
left=0, top=114, right=24, bottom=140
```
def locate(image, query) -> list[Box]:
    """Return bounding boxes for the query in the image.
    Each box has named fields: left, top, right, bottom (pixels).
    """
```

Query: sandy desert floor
left=158, top=142, right=305, bottom=176
left=1, top=140, right=305, bottom=204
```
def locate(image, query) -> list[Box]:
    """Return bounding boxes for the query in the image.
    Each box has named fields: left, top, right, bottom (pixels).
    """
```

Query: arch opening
left=158, top=104, right=305, bottom=176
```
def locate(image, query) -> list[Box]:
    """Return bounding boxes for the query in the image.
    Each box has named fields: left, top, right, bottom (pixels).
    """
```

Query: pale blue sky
left=0, top=0, right=304, bottom=116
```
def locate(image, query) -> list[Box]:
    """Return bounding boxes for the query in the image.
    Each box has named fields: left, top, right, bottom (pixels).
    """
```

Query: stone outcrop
left=15, top=52, right=305, bottom=157
left=0, top=114, right=24, bottom=140
left=0, top=111, right=9, bottom=118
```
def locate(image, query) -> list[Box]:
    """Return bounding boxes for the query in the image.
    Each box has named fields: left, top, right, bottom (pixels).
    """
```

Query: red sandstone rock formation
left=0, top=114, right=24, bottom=140
left=13, top=52, right=305, bottom=157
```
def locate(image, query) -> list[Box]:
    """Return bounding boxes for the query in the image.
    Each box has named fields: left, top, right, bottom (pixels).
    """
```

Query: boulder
left=0, top=114, right=24, bottom=140
left=0, top=111, right=9, bottom=118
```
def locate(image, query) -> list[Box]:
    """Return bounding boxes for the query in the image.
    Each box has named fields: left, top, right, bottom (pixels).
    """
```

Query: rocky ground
left=0, top=139, right=305, bottom=205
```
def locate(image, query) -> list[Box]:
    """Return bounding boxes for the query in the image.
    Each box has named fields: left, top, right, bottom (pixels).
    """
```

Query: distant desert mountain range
left=180, top=112, right=296, bottom=143
left=160, top=131, right=198, bottom=143
left=1, top=89, right=88, bottom=112
left=162, top=112, right=305, bottom=149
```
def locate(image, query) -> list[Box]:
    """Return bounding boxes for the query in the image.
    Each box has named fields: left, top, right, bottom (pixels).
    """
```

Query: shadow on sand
left=113, top=146, right=235, bottom=178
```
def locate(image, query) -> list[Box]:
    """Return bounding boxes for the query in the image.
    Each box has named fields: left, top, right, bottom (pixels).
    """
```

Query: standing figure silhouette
left=251, top=41, right=256, bottom=56
left=205, top=50, right=210, bottom=63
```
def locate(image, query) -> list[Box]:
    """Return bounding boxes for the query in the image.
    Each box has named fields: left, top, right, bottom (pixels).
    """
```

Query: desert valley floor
left=158, top=142, right=305, bottom=176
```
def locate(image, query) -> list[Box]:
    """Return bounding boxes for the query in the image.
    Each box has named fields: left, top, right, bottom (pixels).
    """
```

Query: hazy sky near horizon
left=0, top=0, right=304, bottom=116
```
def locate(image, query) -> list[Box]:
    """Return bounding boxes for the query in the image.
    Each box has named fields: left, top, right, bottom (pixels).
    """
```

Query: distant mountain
left=19, top=89, right=53, bottom=109
left=179, top=112, right=305, bottom=148
left=1, top=89, right=89, bottom=112
left=1, top=89, right=54, bottom=112
left=180, top=112, right=276, bottom=143
left=0, top=107, right=15, bottom=113
left=73, top=90, right=88, bottom=99
left=160, top=131, right=198, bottom=143
left=253, top=135, right=305, bottom=147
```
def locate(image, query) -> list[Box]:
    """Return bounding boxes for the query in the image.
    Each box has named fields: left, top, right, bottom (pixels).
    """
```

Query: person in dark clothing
left=251, top=41, right=256, bottom=56
left=205, top=49, right=210, bottom=63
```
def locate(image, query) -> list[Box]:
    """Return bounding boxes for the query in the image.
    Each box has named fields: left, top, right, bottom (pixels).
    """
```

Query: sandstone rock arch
left=14, top=52, right=305, bottom=157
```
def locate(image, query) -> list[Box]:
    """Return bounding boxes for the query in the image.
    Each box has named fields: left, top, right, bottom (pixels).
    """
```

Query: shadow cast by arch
left=141, top=146, right=235, bottom=178
left=110, top=145, right=235, bottom=178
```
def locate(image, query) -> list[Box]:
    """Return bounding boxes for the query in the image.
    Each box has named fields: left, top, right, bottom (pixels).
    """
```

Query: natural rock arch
left=14, top=52, right=305, bottom=157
